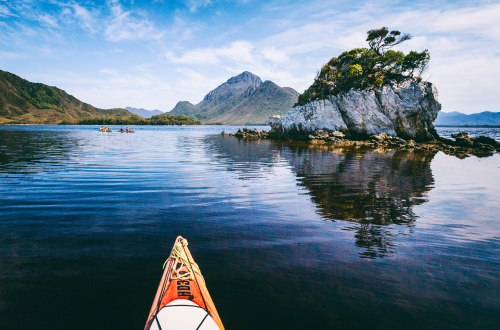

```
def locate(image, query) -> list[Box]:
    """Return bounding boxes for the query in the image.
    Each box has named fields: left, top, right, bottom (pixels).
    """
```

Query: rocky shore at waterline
left=222, top=127, right=270, bottom=139
left=221, top=128, right=500, bottom=158
left=218, top=76, right=500, bottom=158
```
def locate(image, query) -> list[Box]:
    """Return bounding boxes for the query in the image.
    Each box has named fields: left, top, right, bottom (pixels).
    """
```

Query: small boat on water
left=100, top=128, right=112, bottom=132
left=144, top=236, right=225, bottom=330
left=119, top=129, right=135, bottom=133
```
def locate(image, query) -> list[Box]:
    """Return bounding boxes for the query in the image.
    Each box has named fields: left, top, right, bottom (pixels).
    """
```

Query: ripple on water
left=0, top=125, right=499, bottom=330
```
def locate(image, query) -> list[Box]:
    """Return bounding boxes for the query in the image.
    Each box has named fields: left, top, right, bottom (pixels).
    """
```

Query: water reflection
left=206, top=135, right=279, bottom=180
left=0, top=130, right=81, bottom=179
left=208, top=135, right=437, bottom=258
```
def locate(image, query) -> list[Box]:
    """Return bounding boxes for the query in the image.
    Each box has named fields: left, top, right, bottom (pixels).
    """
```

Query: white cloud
left=0, top=5, right=15, bottom=17
left=105, top=3, right=163, bottom=42
left=99, top=68, right=119, bottom=75
left=165, top=41, right=255, bottom=65
left=184, top=0, right=212, bottom=12
left=38, top=13, right=59, bottom=28
left=72, top=3, right=97, bottom=33
left=431, top=54, right=500, bottom=102
left=395, top=3, right=500, bottom=40
left=260, top=47, right=290, bottom=63
left=217, top=41, right=255, bottom=63
left=3, top=0, right=500, bottom=113
left=0, top=50, right=27, bottom=61
left=29, top=69, right=173, bottom=110
left=244, top=1, right=500, bottom=112
left=164, top=37, right=312, bottom=91
left=166, top=49, right=219, bottom=65
left=176, top=68, right=225, bottom=95
left=164, top=38, right=312, bottom=92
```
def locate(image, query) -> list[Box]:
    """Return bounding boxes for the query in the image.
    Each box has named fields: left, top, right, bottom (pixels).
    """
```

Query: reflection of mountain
left=208, top=134, right=437, bottom=258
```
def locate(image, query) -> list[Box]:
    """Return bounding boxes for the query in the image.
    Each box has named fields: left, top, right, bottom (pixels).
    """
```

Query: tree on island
left=297, top=27, right=430, bottom=106
left=366, top=27, right=411, bottom=55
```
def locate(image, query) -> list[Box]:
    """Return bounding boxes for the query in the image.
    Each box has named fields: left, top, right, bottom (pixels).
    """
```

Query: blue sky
left=0, top=0, right=499, bottom=114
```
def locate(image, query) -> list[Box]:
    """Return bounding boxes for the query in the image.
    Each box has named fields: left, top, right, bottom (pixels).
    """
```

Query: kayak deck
left=144, top=236, right=224, bottom=330
left=149, top=299, right=220, bottom=330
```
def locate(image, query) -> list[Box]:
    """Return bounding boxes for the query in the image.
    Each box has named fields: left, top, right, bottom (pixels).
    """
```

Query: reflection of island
left=279, top=146, right=436, bottom=258
left=208, top=135, right=437, bottom=258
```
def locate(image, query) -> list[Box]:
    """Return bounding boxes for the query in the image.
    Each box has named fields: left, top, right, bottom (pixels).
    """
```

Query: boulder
left=472, top=136, right=499, bottom=148
left=234, top=128, right=268, bottom=139
left=271, top=80, right=441, bottom=141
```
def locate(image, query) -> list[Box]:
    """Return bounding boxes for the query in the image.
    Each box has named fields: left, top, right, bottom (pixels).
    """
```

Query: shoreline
left=436, top=125, right=500, bottom=128
left=222, top=128, right=500, bottom=158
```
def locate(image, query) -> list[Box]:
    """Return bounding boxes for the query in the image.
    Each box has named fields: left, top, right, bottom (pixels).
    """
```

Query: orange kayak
left=144, top=236, right=225, bottom=330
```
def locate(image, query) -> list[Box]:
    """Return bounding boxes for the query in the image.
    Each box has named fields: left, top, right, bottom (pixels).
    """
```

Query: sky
left=0, top=0, right=499, bottom=114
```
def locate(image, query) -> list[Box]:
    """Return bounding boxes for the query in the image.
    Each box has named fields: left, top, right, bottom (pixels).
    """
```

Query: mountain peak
left=202, top=71, right=262, bottom=102
left=226, top=71, right=262, bottom=86
left=125, top=107, right=163, bottom=118
left=170, top=71, right=298, bottom=124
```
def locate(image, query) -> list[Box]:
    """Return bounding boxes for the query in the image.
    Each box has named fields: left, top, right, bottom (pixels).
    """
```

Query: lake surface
left=1, top=125, right=500, bottom=330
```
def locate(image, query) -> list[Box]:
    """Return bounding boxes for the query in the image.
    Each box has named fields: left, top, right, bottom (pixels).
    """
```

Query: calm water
left=1, top=125, right=500, bottom=330
left=436, top=126, right=500, bottom=141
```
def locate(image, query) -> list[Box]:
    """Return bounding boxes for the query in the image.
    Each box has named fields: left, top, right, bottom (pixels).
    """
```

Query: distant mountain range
left=0, top=70, right=133, bottom=124
left=436, top=111, right=500, bottom=126
left=169, top=71, right=299, bottom=124
left=125, top=107, right=163, bottom=118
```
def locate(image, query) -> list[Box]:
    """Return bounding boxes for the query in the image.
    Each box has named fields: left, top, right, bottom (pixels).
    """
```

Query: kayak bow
left=144, top=236, right=225, bottom=330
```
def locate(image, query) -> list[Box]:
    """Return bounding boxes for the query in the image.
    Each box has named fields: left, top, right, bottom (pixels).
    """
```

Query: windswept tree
left=366, top=27, right=412, bottom=55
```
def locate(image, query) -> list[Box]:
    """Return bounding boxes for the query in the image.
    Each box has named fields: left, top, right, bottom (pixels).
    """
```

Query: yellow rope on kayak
left=163, top=238, right=203, bottom=281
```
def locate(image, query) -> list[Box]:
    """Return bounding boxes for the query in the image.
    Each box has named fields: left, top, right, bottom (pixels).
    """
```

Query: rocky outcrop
left=222, top=128, right=270, bottom=139
left=271, top=80, right=441, bottom=141
left=445, top=131, right=499, bottom=151
left=225, top=128, right=499, bottom=158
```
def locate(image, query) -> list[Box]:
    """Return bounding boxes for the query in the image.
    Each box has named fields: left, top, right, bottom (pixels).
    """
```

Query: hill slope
left=125, top=107, right=163, bottom=118
left=0, top=70, right=132, bottom=124
left=435, top=111, right=500, bottom=126
left=169, top=71, right=298, bottom=124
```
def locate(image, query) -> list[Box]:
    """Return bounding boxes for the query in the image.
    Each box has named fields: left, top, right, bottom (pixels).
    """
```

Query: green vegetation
left=297, top=27, right=430, bottom=106
left=2, top=71, right=64, bottom=112
left=73, top=113, right=201, bottom=125
left=0, top=70, right=135, bottom=124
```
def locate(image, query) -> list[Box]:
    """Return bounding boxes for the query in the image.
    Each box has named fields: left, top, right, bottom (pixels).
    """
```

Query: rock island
left=223, top=27, right=500, bottom=158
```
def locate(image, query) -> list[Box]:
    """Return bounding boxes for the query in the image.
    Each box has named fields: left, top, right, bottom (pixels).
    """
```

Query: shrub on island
left=297, top=27, right=430, bottom=106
